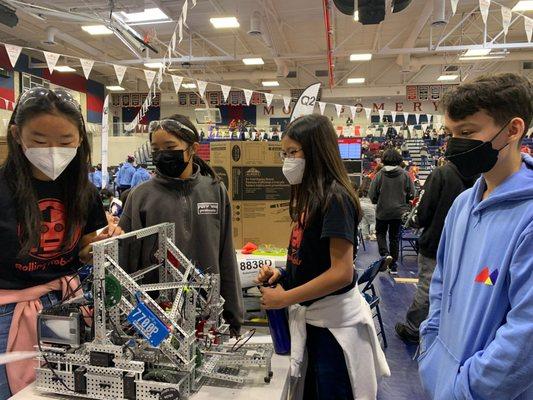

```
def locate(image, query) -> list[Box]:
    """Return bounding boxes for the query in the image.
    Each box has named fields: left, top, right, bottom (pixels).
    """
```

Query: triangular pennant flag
left=197, top=80, right=208, bottom=98
left=365, top=107, right=371, bottom=120
left=264, top=92, right=274, bottom=107
left=318, top=101, right=327, bottom=115
left=43, top=51, right=61, bottom=74
left=144, top=69, right=157, bottom=88
left=501, top=6, right=512, bottom=36
left=171, top=31, right=177, bottom=51
left=479, top=0, right=491, bottom=26
left=171, top=75, right=183, bottom=93
left=421, top=123, right=428, bottom=132
left=451, top=0, right=459, bottom=15
left=283, top=96, right=291, bottom=111
left=408, top=125, right=415, bottom=132
left=350, top=106, right=356, bottom=120
left=378, top=109, right=385, bottom=121
left=391, top=111, right=397, bottom=122
left=156, top=67, right=163, bottom=89
left=221, top=84, right=231, bottom=101
left=525, top=17, right=533, bottom=43
left=182, top=0, right=189, bottom=28
left=80, top=58, right=94, bottom=80
left=113, top=64, right=127, bottom=85
left=191, top=0, right=197, bottom=7
left=178, top=15, right=184, bottom=44
left=5, top=44, right=22, bottom=68
left=403, top=112, right=409, bottom=122
left=243, top=89, right=253, bottom=106
left=415, top=113, right=421, bottom=124
left=335, top=104, right=343, bottom=117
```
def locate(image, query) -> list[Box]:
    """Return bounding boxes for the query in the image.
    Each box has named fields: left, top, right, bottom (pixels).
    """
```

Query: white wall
left=92, top=136, right=148, bottom=166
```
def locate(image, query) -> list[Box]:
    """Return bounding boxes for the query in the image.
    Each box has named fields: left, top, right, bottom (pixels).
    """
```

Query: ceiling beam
left=396, top=0, right=433, bottom=67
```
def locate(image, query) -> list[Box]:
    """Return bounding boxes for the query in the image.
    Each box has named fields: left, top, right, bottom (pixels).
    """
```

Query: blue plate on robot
left=127, top=300, right=170, bottom=347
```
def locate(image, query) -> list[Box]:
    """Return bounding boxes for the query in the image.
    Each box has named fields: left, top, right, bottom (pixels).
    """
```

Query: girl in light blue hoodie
left=419, top=73, right=533, bottom=400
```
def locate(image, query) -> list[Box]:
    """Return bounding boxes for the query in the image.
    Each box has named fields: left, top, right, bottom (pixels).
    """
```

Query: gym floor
left=355, top=239, right=428, bottom=400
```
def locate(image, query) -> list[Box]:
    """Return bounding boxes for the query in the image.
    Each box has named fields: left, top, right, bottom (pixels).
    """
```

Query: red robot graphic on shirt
left=287, top=224, right=303, bottom=266
left=31, top=199, right=81, bottom=260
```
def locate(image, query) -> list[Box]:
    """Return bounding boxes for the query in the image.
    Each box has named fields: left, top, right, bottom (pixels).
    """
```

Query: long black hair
left=2, top=88, right=93, bottom=256
left=283, top=114, right=362, bottom=226
left=150, top=114, right=219, bottom=182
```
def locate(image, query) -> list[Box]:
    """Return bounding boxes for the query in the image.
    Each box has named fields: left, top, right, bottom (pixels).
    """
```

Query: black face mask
left=152, top=149, right=190, bottom=178
left=445, top=121, right=510, bottom=177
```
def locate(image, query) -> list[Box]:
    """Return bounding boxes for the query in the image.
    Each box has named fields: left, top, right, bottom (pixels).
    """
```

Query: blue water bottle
left=263, top=282, right=291, bottom=355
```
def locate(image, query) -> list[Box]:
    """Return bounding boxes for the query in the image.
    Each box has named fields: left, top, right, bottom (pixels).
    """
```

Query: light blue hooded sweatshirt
left=418, top=154, right=533, bottom=400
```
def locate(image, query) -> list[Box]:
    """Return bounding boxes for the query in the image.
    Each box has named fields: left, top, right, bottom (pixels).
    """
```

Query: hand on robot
left=259, top=284, right=289, bottom=310
left=79, top=224, right=125, bottom=263
left=254, top=266, right=281, bottom=286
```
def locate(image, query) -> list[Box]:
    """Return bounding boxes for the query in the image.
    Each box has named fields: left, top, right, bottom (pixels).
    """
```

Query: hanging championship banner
left=43, top=51, right=61, bottom=74
left=318, top=101, right=327, bottom=115
left=479, top=0, right=491, bottom=26
left=290, top=82, right=321, bottom=122
left=80, top=58, right=94, bottom=79
left=4, top=44, right=22, bottom=68
left=101, top=95, right=109, bottom=189
left=501, top=6, right=512, bottom=36
left=178, top=93, right=188, bottom=105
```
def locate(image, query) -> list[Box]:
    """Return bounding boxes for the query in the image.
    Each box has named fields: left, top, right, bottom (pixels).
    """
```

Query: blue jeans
left=0, top=292, right=60, bottom=400
left=304, top=324, right=354, bottom=400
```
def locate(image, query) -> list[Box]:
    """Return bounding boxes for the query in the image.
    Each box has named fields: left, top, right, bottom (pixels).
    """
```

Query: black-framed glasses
left=148, top=119, right=196, bottom=139
left=279, top=148, right=303, bottom=161
left=18, top=87, right=81, bottom=111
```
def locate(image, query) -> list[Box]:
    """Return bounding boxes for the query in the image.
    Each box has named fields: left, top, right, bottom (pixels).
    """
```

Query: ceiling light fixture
left=512, top=1, right=533, bottom=11
left=347, top=77, right=365, bottom=84
left=54, top=66, right=76, bottom=72
left=210, top=17, right=240, bottom=29
left=242, top=57, right=264, bottom=65
left=458, top=55, right=506, bottom=61
left=182, top=83, right=197, bottom=89
left=262, top=81, right=279, bottom=87
left=144, top=62, right=164, bottom=69
left=437, top=74, right=458, bottom=81
left=350, top=53, right=372, bottom=61
left=463, top=48, right=491, bottom=57
left=118, top=8, right=169, bottom=23
left=81, top=25, right=113, bottom=35
left=106, top=86, right=125, bottom=91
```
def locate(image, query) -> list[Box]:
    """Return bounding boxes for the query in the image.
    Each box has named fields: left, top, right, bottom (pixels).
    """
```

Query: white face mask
left=23, top=145, right=78, bottom=180
left=282, top=158, right=306, bottom=185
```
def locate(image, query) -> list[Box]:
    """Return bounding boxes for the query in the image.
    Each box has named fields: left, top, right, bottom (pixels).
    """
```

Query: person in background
left=420, top=146, right=429, bottom=167
left=395, top=161, right=478, bottom=344
left=386, top=123, right=397, bottom=140
left=0, top=87, right=121, bottom=399
left=271, top=128, right=280, bottom=141
left=256, top=114, right=389, bottom=399
left=130, top=163, right=150, bottom=188
left=358, top=177, right=377, bottom=241
left=401, top=141, right=410, bottom=158
left=369, top=149, right=415, bottom=274
left=116, top=155, right=135, bottom=194
left=408, top=162, right=420, bottom=182
left=119, top=114, right=243, bottom=337
left=88, top=165, right=95, bottom=186
left=92, top=163, right=102, bottom=189
left=418, top=73, right=533, bottom=400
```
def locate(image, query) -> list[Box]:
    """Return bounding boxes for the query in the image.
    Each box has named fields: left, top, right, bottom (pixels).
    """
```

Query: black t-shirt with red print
left=0, top=170, right=107, bottom=289
left=282, top=190, right=359, bottom=306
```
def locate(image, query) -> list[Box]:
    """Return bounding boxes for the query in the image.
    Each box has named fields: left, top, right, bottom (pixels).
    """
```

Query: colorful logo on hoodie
left=475, top=267, right=499, bottom=286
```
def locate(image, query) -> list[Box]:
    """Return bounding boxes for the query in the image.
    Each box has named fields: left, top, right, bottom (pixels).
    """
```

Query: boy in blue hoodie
left=418, top=73, right=533, bottom=400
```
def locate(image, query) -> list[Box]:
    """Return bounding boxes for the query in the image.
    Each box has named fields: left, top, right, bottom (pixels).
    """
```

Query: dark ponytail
left=151, top=114, right=220, bottom=183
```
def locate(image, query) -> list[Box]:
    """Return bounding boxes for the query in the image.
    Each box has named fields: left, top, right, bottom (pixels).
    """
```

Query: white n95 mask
left=282, top=158, right=306, bottom=185
left=24, top=146, right=78, bottom=180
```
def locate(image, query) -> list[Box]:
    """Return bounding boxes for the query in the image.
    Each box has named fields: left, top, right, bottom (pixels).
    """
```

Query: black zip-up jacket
left=417, top=163, right=478, bottom=259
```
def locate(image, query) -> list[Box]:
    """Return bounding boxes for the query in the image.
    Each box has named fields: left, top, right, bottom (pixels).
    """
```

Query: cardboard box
left=210, top=141, right=292, bottom=248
